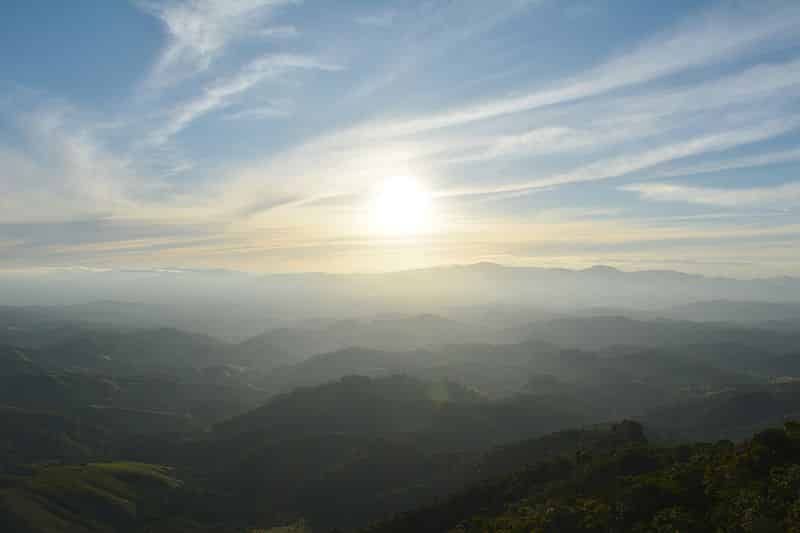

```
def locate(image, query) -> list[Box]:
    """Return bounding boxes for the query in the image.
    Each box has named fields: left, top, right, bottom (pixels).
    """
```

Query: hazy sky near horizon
left=2, top=0, right=800, bottom=277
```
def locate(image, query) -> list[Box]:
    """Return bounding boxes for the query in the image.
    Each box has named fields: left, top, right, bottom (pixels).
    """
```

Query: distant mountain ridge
left=3, top=263, right=800, bottom=340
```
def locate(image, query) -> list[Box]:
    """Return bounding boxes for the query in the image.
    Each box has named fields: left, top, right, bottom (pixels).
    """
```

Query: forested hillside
left=3, top=305, right=800, bottom=530
left=365, top=422, right=800, bottom=533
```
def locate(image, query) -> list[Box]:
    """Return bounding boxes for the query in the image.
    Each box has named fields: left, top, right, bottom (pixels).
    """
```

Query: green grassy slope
left=0, top=462, right=180, bottom=533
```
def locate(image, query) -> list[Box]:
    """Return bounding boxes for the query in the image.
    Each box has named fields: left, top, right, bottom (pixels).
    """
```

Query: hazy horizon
left=5, top=259, right=800, bottom=281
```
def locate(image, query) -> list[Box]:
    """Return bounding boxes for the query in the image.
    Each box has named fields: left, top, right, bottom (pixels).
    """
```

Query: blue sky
left=1, top=0, right=800, bottom=276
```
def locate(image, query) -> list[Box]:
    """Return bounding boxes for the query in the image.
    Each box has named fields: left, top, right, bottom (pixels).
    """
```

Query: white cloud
left=439, top=116, right=800, bottom=197
left=149, top=54, right=341, bottom=144
left=646, top=147, right=800, bottom=181
left=347, top=1, right=543, bottom=101
left=224, top=101, right=291, bottom=120
left=408, top=55, right=800, bottom=168
left=137, top=0, right=300, bottom=87
left=0, top=107, right=145, bottom=222
left=359, top=3, right=800, bottom=137
left=623, top=181, right=800, bottom=208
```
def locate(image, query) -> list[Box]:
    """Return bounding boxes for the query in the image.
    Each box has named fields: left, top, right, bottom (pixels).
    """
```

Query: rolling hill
left=0, top=462, right=181, bottom=533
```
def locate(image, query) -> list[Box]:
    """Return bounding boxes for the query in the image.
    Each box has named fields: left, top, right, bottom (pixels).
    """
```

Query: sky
left=1, top=0, right=800, bottom=277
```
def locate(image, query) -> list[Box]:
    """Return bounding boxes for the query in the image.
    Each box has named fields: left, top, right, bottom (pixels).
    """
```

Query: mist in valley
left=3, top=264, right=800, bottom=530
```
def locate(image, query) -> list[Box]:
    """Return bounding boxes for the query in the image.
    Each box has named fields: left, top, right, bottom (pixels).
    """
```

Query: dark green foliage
left=216, top=374, right=484, bottom=438
left=0, top=406, right=107, bottom=469
left=365, top=422, right=800, bottom=533
left=214, top=374, right=585, bottom=453
left=126, top=382, right=640, bottom=531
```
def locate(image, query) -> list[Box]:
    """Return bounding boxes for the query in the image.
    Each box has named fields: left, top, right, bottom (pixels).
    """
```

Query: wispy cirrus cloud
left=137, top=0, right=300, bottom=87
left=149, top=54, right=342, bottom=144
left=347, top=0, right=544, bottom=101
left=409, top=55, right=800, bottom=169
left=0, top=105, right=144, bottom=222
left=645, top=147, right=800, bottom=181
left=414, top=116, right=800, bottom=198
left=224, top=101, right=291, bottom=120
left=623, top=181, right=800, bottom=208
left=360, top=2, right=800, bottom=138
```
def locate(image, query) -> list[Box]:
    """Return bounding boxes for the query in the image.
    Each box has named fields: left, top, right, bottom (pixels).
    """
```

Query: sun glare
left=369, top=176, right=432, bottom=236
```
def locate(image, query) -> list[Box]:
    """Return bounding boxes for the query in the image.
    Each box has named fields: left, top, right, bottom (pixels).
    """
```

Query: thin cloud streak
left=623, top=181, right=800, bottom=208
left=357, top=4, right=800, bottom=138
left=438, top=117, right=800, bottom=198
left=224, top=102, right=291, bottom=120
left=644, top=147, right=800, bottom=181
left=148, top=54, right=342, bottom=145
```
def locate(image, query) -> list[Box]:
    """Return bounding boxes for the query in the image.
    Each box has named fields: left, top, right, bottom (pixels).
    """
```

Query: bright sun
left=369, top=176, right=432, bottom=236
